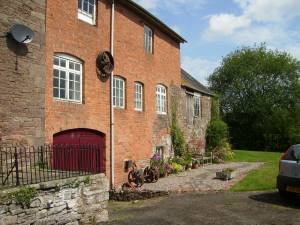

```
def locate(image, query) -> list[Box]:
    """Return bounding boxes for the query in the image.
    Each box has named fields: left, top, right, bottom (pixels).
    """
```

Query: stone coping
left=0, top=173, right=105, bottom=196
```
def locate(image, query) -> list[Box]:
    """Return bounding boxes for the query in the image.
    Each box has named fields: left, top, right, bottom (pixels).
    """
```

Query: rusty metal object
left=143, top=166, right=159, bottom=183
left=96, top=51, right=114, bottom=81
left=127, top=162, right=144, bottom=187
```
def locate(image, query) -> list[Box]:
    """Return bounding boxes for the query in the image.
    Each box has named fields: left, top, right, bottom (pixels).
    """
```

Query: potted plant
left=216, top=168, right=236, bottom=180
left=192, top=159, right=200, bottom=169
left=159, top=164, right=167, bottom=178
left=184, top=154, right=193, bottom=170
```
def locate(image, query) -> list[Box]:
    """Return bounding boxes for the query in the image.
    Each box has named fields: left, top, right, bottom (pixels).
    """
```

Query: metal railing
left=0, top=145, right=103, bottom=188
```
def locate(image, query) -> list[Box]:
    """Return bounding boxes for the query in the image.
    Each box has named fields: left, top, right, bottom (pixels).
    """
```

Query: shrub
left=212, top=141, right=234, bottom=163
left=10, top=187, right=38, bottom=208
left=171, top=98, right=187, bottom=157
left=159, top=165, right=167, bottom=177
left=170, top=156, right=185, bottom=167
left=206, top=119, right=229, bottom=151
left=171, top=163, right=184, bottom=173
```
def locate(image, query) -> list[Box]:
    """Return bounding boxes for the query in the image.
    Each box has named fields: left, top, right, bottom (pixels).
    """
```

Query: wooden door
left=53, top=129, right=105, bottom=173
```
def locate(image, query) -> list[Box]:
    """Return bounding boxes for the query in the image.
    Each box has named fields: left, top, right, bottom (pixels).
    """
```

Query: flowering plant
left=152, top=153, right=161, bottom=161
left=150, top=153, right=162, bottom=168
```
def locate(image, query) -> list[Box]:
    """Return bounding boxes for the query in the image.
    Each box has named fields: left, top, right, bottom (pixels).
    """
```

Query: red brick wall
left=45, top=0, right=182, bottom=188
left=113, top=4, right=181, bottom=186
left=45, top=0, right=112, bottom=175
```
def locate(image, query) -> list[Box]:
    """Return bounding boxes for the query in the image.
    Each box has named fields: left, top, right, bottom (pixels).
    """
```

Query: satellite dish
left=9, top=24, right=34, bottom=44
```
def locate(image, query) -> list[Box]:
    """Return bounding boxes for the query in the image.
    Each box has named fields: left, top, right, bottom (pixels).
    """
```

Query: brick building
left=0, top=0, right=212, bottom=188
left=0, top=0, right=46, bottom=147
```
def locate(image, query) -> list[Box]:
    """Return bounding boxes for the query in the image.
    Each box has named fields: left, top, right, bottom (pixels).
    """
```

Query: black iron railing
left=0, top=145, right=103, bottom=188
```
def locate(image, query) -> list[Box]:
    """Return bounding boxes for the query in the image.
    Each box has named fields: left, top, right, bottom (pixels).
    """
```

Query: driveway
left=104, top=192, right=300, bottom=225
left=142, top=162, right=263, bottom=192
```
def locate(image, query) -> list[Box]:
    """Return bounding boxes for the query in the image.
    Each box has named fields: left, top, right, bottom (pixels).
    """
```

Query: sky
left=133, top=0, right=300, bottom=85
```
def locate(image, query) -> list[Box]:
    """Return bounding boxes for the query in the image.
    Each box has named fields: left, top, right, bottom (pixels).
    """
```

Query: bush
left=171, top=163, right=184, bottom=173
left=206, top=119, right=229, bottom=151
left=171, top=98, right=187, bottom=157
left=10, top=187, right=38, bottom=208
left=213, top=141, right=234, bottom=163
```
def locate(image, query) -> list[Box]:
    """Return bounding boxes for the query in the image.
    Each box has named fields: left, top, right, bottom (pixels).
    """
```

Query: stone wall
left=0, top=174, right=109, bottom=225
left=176, top=87, right=212, bottom=152
left=0, top=0, right=46, bottom=146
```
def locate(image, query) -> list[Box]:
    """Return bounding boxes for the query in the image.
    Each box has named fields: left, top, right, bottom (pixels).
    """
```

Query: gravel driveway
left=105, top=192, right=300, bottom=225
left=141, top=162, right=263, bottom=192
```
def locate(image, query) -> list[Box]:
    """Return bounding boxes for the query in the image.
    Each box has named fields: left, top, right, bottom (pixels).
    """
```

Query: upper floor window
left=113, top=77, right=125, bottom=108
left=194, top=94, right=201, bottom=117
left=78, top=0, right=96, bottom=25
left=135, top=82, right=143, bottom=111
left=144, top=25, right=153, bottom=54
left=53, top=54, right=82, bottom=103
left=156, top=85, right=167, bottom=115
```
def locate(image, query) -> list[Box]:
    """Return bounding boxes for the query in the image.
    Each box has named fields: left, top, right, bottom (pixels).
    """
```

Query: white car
left=277, top=144, right=300, bottom=197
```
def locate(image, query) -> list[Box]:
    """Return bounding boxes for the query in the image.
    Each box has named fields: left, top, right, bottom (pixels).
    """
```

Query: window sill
left=156, top=112, right=167, bottom=116
left=78, top=11, right=96, bottom=25
left=114, top=107, right=125, bottom=110
left=53, top=98, right=82, bottom=105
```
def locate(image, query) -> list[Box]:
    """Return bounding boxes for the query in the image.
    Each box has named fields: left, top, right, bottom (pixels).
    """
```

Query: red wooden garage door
left=53, top=129, right=105, bottom=173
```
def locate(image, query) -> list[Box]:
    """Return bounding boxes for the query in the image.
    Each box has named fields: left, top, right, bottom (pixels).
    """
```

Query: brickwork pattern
left=0, top=0, right=46, bottom=146
left=45, top=0, right=182, bottom=187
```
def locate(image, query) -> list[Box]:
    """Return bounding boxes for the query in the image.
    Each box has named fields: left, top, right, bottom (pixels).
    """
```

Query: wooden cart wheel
left=128, top=170, right=134, bottom=183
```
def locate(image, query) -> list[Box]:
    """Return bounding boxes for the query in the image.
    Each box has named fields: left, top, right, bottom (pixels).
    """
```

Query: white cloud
left=182, top=56, right=219, bottom=85
left=203, top=14, right=250, bottom=38
left=202, top=0, right=300, bottom=57
left=133, top=0, right=206, bottom=13
left=241, top=0, right=300, bottom=23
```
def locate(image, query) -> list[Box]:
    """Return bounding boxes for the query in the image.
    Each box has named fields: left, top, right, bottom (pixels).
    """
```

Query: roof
left=181, top=69, right=214, bottom=96
left=117, top=0, right=187, bottom=44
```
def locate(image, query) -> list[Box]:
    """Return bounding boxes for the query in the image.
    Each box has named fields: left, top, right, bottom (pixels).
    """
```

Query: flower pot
left=192, top=163, right=199, bottom=169
left=216, top=170, right=236, bottom=180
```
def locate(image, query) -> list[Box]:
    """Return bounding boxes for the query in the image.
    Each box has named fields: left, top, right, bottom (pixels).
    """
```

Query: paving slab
left=141, top=162, right=264, bottom=192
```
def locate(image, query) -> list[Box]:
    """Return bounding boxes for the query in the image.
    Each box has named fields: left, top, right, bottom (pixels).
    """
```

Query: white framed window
left=78, top=0, right=96, bottom=25
left=156, top=85, right=167, bottom=115
left=135, top=82, right=143, bottom=111
left=113, top=77, right=125, bottom=108
left=53, top=54, right=82, bottom=103
left=144, top=25, right=153, bottom=54
left=194, top=94, right=201, bottom=117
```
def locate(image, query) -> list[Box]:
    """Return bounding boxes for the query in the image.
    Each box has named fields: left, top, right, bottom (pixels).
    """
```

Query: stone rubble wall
left=0, top=174, right=109, bottom=225
left=175, top=87, right=212, bottom=152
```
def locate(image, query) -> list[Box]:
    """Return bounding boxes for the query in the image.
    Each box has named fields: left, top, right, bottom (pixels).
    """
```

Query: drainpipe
left=110, top=0, right=115, bottom=189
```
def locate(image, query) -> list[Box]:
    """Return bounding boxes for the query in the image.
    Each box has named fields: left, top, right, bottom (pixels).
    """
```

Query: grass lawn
left=228, top=150, right=282, bottom=192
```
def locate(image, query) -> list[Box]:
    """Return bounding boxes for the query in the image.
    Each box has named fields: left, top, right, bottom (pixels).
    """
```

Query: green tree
left=209, top=44, right=300, bottom=151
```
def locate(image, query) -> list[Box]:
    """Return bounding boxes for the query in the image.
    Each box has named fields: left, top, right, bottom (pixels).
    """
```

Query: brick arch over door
left=53, top=128, right=105, bottom=173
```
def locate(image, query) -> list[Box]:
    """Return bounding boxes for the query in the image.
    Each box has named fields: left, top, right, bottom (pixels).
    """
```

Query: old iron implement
left=143, top=166, right=159, bottom=183
left=96, top=51, right=114, bottom=81
left=127, top=162, right=144, bottom=187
